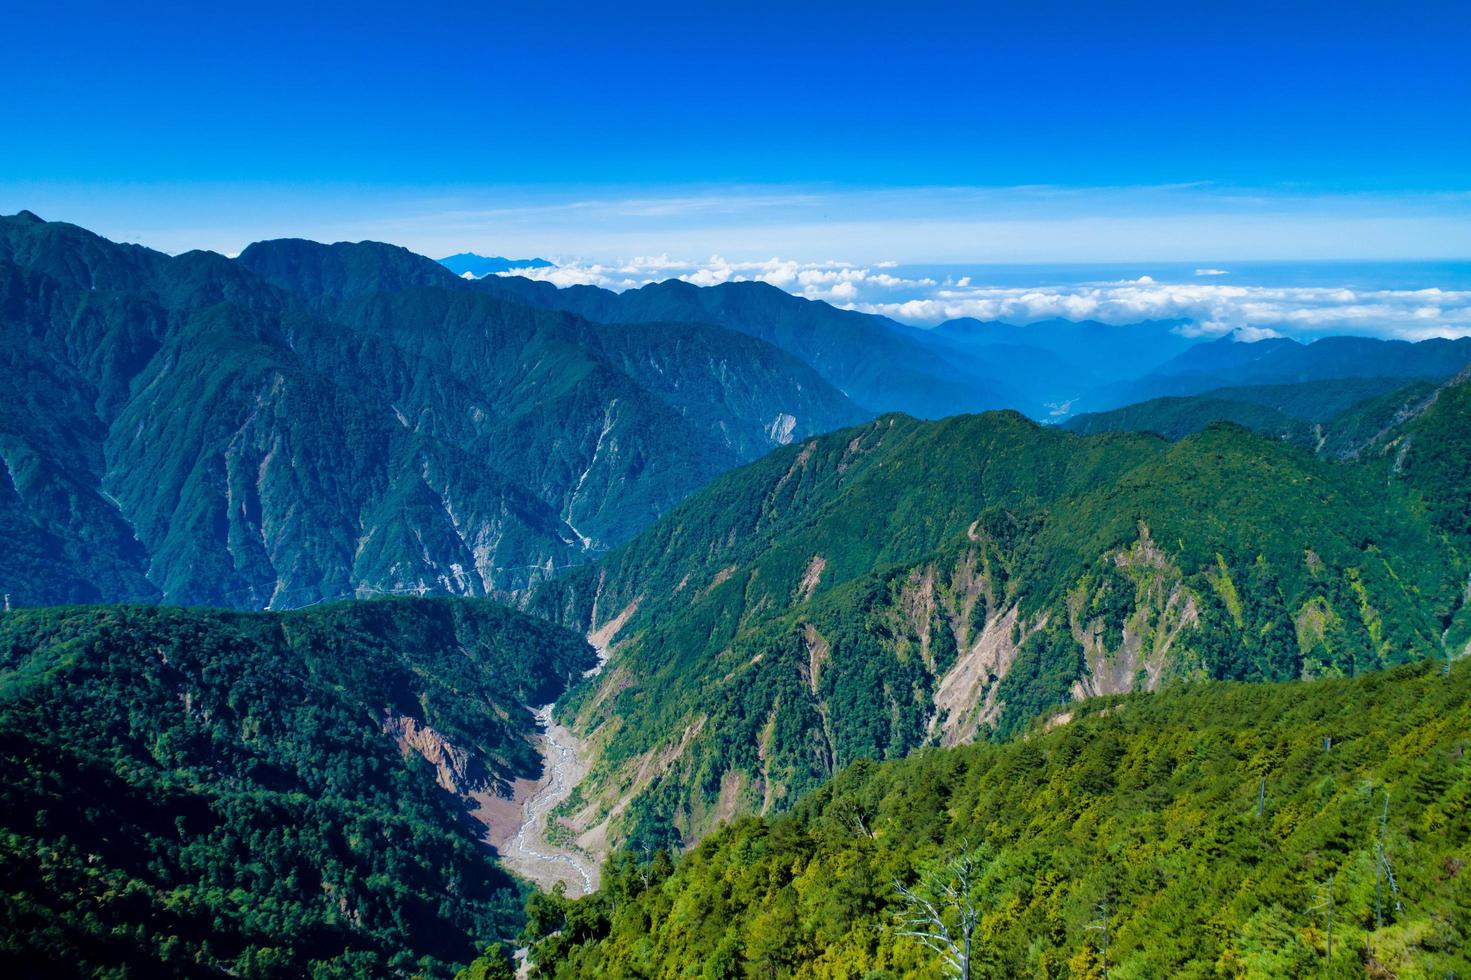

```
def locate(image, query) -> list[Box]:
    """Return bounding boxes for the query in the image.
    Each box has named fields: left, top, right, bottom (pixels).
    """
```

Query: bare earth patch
left=796, top=554, right=826, bottom=603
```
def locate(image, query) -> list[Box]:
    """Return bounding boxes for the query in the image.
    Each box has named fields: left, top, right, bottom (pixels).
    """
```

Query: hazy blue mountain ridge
left=1084, top=332, right=1471, bottom=412
left=438, top=252, right=555, bottom=277
left=475, top=274, right=1031, bottom=417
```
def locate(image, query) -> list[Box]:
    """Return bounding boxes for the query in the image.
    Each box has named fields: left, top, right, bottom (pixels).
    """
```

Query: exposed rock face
left=934, top=604, right=1028, bottom=744
left=1071, top=524, right=1201, bottom=700
left=767, top=413, right=798, bottom=445
left=796, top=555, right=827, bottom=603
left=384, top=712, right=480, bottom=795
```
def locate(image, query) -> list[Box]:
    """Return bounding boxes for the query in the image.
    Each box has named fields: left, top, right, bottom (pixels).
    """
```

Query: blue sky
left=2, top=0, right=1469, bottom=262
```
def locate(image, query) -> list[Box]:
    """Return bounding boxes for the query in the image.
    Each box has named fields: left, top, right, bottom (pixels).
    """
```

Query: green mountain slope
left=0, top=598, right=596, bottom=978
left=1064, top=394, right=1315, bottom=444
left=1378, top=369, right=1471, bottom=615
left=526, top=391, right=1469, bottom=851
left=524, top=659, right=1471, bottom=979
left=1062, top=377, right=1438, bottom=453
left=0, top=213, right=863, bottom=607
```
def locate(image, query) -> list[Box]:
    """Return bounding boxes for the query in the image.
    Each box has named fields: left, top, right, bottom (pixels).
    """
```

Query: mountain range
left=5, top=210, right=1469, bottom=615
left=3, top=210, right=1470, bottom=978
left=924, top=316, right=1199, bottom=415
left=1082, top=332, right=1471, bottom=412
left=0, top=213, right=863, bottom=607
left=471, top=274, right=1031, bottom=418
left=1063, top=375, right=1448, bottom=455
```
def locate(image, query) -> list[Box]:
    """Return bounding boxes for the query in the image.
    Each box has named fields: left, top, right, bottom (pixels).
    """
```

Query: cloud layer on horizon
left=7, top=181, right=1469, bottom=341
left=496, top=257, right=1471, bottom=343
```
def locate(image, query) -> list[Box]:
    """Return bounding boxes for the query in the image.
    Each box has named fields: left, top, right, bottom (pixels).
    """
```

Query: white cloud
left=507, top=263, right=634, bottom=288
left=495, top=256, right=1471, bottom=341
left=1195, top=268, right=1230, bottom=276
left=855, top=280, right=1471, bottom=340
left=497, top=254, right=951, bottom=307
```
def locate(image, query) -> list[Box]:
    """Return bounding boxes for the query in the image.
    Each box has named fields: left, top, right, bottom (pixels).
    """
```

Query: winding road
left=499, top=643, right=608, bottom=896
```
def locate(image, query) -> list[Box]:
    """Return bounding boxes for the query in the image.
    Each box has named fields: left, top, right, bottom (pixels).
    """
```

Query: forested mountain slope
left=526, top=379, right=1471, bottom=851
left=236, top=239, right=861, bottom=464
left=0, top=212, right=861, bottom=607
left=0, top=598, right=596, bottom=978
left=1063, top=376, right=1442, bottom=454
left=523, top=659, right=1471, bottom=979
left=1065, top=392, right=1318, bottom=445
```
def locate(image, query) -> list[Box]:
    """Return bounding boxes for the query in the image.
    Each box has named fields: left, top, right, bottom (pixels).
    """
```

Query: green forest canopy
left=523, top=659, right=1471, bottom=979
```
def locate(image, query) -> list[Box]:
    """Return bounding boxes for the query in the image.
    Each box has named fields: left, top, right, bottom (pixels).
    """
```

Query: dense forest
left=521, top=659, right=1471, bottom=978
left=0, top=599, right=594, bottom=977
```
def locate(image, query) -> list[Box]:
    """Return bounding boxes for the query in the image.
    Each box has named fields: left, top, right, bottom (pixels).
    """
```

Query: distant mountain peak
left=1183, top=331, right=1298, bottom=352
left=438, top=252, right=555, bottom=277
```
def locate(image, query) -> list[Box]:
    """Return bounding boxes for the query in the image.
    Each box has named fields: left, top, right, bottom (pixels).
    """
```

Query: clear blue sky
left=3, top=0, right=1468, bottom=260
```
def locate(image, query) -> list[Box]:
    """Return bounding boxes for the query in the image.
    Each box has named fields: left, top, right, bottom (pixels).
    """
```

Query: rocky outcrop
left=383, top=711, right=483, bottom=795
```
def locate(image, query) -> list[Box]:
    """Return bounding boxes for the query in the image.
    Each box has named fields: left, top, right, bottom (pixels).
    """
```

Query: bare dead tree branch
left=838, top=799, right=876, bottom=839
left=891, top=841, right=987, bottom=980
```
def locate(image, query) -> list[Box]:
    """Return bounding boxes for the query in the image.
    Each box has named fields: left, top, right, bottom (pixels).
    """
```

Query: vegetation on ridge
left=522, top=660, right=1471, bottom=978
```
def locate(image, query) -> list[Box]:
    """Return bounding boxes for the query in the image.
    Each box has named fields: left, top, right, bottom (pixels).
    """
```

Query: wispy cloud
left=8, top=180, right=1471, bottom=265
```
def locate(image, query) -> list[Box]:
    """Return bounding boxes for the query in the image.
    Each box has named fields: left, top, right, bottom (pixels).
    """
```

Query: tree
left=893, top=842, right=990, bottom=980
left=1307, top=875, right=1335, bottom=966
left=455, top=942, right=517, bottom=980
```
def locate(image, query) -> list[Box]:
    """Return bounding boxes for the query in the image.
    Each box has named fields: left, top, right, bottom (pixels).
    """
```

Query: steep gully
left=498, top=639, right=609, bottom=896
